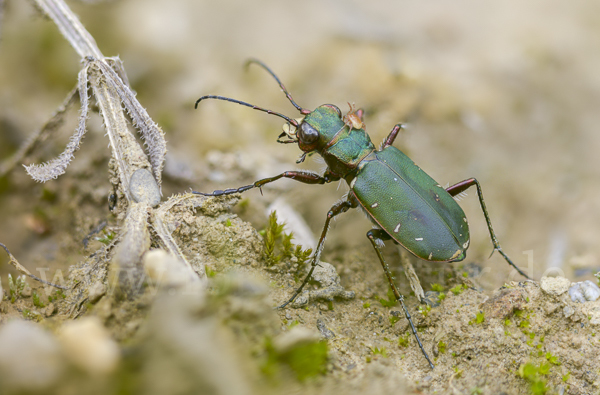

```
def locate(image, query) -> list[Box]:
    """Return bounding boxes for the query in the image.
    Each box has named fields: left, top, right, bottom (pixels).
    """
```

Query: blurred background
left=2, top=0, right=600, bottom=289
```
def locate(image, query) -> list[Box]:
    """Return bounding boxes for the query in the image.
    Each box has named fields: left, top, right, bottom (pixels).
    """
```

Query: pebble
left=20, top=286, right=32, bottom=298
left=563, top=305, right=575, bottom=318
left=568, top=280, right=600, bottom=303
left=44, top=303, right=56, bottom=317
left=58, top=317, right=120, bottom=375
left=316, top=318, right=335, bottom=339
left=0, top=320, right=64, bottom=391
left=144, top=249, right=194, bottom=289
left=129, top=168, right=161, bottom=207
left=422, top=291, right=441, bottom=307
left=88, top=282, right=106, bottom=304
left=540, top=276, right=571, bottom=296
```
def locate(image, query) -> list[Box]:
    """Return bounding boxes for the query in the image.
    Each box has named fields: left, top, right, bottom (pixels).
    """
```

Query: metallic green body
left=349, top=146, right=469, bottom=262
left=302, top=105, right=470, bottom=262
left=302, top=106, right=375, bottom=178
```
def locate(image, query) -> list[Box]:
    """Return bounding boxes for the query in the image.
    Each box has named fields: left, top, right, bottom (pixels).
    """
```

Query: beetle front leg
left=366, top=228, right=434, bottom=370
left=277, top=199, right=354, bottom=309
left=381, top=124, right=405, bottom=149
left=446, top=178, right=531, bottom=279
left=192, top=170, right=339, bottom=196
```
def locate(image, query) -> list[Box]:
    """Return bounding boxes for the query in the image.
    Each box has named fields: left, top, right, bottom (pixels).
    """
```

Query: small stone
left=544, top=302, right=559, bottom=315
left=480, top=288, right=526, bottom=318
left=422, top=291, right=441, bottom=307
left=316, top=319, right=335, bottom=339
left=58, top=317, right=120, bottom=375
left=20, top=286, right=32, bottom=298
left=144, top=249, right=194, bottom=289
left=540, top=276, right=571, bottom=296
left=44, top=303, right=56, bottom=317
left=0, top=320, right=64, bottom=391
left=568, top=280, right=600, bottom=303
left=88, top=282, right=106, bottom=304
left=563, top=305, right=575, bottom=318
left=129, top=168, right=161, bottom=207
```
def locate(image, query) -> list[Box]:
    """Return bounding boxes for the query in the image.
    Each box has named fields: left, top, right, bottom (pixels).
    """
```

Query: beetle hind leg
left=446, top=178, right=531, bottom=280
left=367, top=229, right=435, bottom=370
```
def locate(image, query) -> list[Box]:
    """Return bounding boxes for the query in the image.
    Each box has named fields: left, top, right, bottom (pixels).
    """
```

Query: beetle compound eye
left=299, top=122, right=319, bottom=144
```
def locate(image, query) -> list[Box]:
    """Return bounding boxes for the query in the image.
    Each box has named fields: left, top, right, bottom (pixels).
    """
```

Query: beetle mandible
left=193, top=59, right=530, bottom=369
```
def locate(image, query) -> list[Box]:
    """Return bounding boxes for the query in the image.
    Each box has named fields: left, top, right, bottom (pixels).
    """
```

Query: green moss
left=398, top=332, right=410, bottom=348
left=545, top=352, right=560, bottom=366
left=438, top=292, right=446, bottom=302
left=371, top=347, right=388, bottom=358
left=517, top=362, right=551, bottom=395
left=378, top=288, right=398, bottom=308
left=389, top=315, right=401, bottom=325
left=95, top=229, right=116, bottom=245
left=437, top=341, right=447, bottom=354
left=418, top=304, right=431, bottom=317
left=32, top=290, right=45, bottom=308
left=450, top=284, right=465, bottom=295
left=261, top=337, right=328, bottom=381
left=475, top=311, right=485, bottom=324
left=261, top=211, right=312, bottom=273
left=205, top=267, right=216, bottom=278
left=8, top=274, right=26, bottom=303
left=363, top=302, right=371, bottom=309
left=431, top=283, right=444, bottom=292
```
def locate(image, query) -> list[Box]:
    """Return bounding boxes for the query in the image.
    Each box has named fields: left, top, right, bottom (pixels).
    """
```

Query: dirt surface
left=2, top=1, right=600, bottom=394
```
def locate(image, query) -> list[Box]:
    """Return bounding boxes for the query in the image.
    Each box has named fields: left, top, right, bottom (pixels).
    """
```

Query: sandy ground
left=1, top=1, right=600, bottom=394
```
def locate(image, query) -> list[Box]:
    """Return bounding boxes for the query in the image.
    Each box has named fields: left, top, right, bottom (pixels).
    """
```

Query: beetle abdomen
left=351, top=146, right=469, bottom=262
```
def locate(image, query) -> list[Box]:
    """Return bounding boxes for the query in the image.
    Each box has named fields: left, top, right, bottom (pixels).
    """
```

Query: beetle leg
left=381, top=124, right=405, bottom=149
left=277, top=199, right=354, bottom=309
left=367, top=229, right=435, bottom=370
left=192, top=170, right=338, bottom=197
left=446, top=178, right=531, bottom=280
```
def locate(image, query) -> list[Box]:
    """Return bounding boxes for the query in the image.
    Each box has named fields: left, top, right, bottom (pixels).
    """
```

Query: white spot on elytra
left=428, top=252, right=433, bottom=260
left=463, top=241, right=470, bottom=249
left=463, top=217, right=467, bottom=223
left=394, top=177, right=398, bottom=181
left=394, top=223, right=401, bottom=233
left=415, top=237, right=423, bottom=241
left=371, top=202, right=379, bottom=208
left=349, top=177, right=357, bottom=188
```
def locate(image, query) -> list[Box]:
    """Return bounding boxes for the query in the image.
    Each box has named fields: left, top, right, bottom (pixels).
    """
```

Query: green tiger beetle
left=193, top=59, right=530, bottom=369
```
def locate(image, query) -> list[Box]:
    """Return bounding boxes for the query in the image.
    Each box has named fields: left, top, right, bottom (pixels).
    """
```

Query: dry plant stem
left=0, top=243, right=68, bottom=289
left=30, top=0, right=166, bottom=191
left=89, top=64, right=150, bottom=203
left=24, top=67, right=91, bottom=182
left=152, top=193, right=206, bottom=284
left=0, top=86, right=78, bottom=178
left=112, top=203, right=151, bottom=297
left=24, top=0, right=204, bottom=292
left=33, top=0, right=102, bottom=59
left=398, top=247, right=425, bottom=302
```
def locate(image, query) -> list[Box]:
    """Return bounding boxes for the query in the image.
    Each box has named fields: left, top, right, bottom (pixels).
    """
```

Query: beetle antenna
left=195, top=95, right=299, bottom=127
left=245, top=59, right=311, bottom=115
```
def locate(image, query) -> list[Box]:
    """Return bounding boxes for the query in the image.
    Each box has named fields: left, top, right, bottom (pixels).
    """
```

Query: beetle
left=193, top=59, right=530, bottom=369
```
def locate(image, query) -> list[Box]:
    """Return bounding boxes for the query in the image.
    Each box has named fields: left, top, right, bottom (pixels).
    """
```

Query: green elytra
left=193, top=59, right=530, bottom=370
